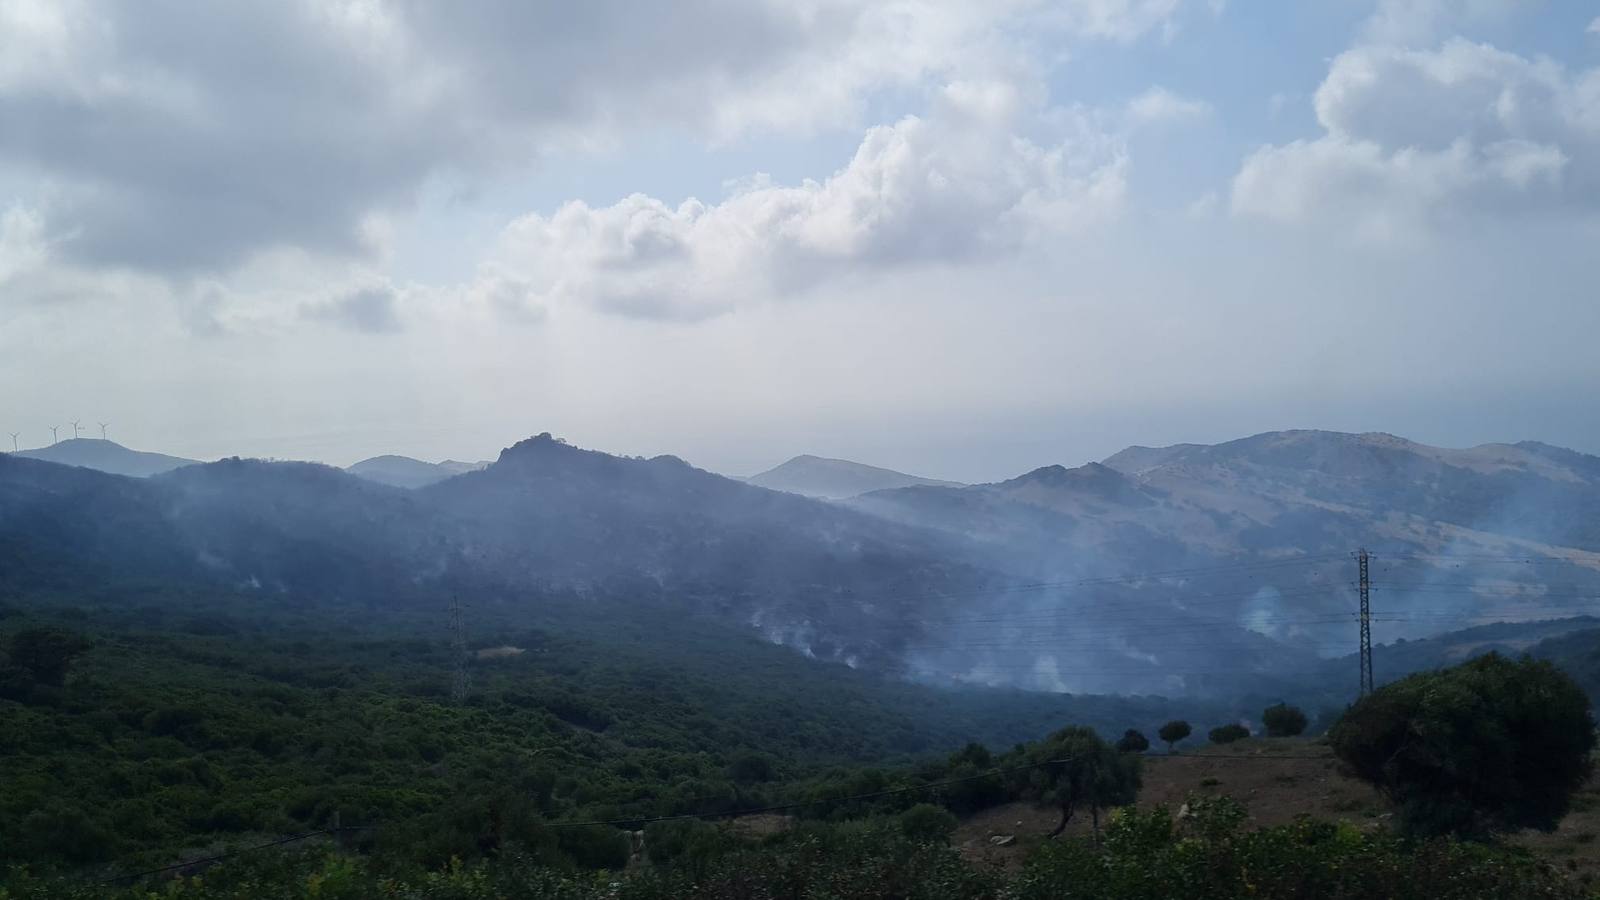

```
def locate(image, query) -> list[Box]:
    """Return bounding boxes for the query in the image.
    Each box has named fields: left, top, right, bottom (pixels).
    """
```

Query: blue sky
left=2, top=0, right=1598, bottom=480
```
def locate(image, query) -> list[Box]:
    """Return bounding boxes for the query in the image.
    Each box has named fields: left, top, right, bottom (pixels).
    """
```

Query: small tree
left=1261, top=703, right=1308, bottom=737
left=6, top=628, right=92, bottom=687
left=1208, top=723, right=1249, bottom=744
left=1116, top=729, right=1150, bottom=754
left=1329, top=653, right=1596, bottom=838
left=1015, top=726, right=1141, bottom=838
left=1158, top=720, right=1191, bottom=753
left=899, top=803, right=959, bottom=843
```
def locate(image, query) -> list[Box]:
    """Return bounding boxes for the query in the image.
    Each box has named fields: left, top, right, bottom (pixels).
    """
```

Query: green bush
left=898, top=803, right=958, bottom=843
left=1262, top=702, right=1308, bottom=737
left=1157, top=720, right=1190, bottom=752
left=1208, top=723, right=1250, bottom=744
left=1115, top=729, right=1149, bottom=753
left=1329, top=653, right=1597, bottom=838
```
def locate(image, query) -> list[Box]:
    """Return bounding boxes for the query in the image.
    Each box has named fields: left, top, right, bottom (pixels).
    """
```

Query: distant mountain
left=346, top=454, right=487, bottom=489
left=7, top=428, right=1600, bottom=700
left=13, top=438, right=200, bottom=477
left=0, top=434, right=997, bottom=672
left=847, top=430, right=1600, bottom=693
left=417, top=434, right=988, bottom=665
left=746, top=454, right=962, bottom=499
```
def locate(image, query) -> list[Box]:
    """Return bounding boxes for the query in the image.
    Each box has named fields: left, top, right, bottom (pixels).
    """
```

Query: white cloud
left=1360, top=0, right=1522, bottom=46
left=1124, top=86, right=1211, bottom=127
left=1034, top=0, right=1185, bottom=42
left=488, top=82, right=1127, bottom=320
left=1589, top=17, right=1600, bottom=36
left=1232, top=38, right=1600, bottom=235
left=0, top=205, right=47, bottom=286
left=0, top=0, right=1190, bottom=284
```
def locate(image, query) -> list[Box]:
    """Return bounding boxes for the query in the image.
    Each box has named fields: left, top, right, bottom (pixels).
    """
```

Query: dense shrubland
left=6, top=572, right=1600, bottom=896
left=0, top=587, right=1210, bottom=879
left=6, top=797, right=1590, bottom=900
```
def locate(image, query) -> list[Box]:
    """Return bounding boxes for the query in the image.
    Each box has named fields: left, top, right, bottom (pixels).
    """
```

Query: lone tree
left=1329, top=653, right=1596, bottom=839
left=1015, top=726, right=1141, bottom=838
left=1158, top=720, right=1191, bottom=753
left=1116, top=729, right=1150, bottom=754
left=5, top=628, right=92, bottom=687
left=1208, top=723, right=1250, bottom=744
left=1261, top=703, right=1308, bottom=737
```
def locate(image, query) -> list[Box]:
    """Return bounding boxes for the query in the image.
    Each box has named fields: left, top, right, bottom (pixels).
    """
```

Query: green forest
left=0, top=580, right=1209, bottom=880
left=7, top=574, right=1600, bottom=898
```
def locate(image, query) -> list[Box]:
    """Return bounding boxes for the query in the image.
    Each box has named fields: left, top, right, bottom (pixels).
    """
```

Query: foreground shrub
left=1329, top=653, right=1596, bottom=838
left=7, top=805, right=1591, bottom=900
left=1011, top=794, right=1590, bottom=900
left=1115, top=729, right=1149, bottom=754
left=1208, top=723, right=1249, bottom=744
left=1262, top=702, right=1308, bottom=737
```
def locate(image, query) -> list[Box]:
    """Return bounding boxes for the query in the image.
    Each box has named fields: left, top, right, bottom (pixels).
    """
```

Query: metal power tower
left=449, top=595, right=472, bottom=703
left=1357, top=548, right=1373, bottom=697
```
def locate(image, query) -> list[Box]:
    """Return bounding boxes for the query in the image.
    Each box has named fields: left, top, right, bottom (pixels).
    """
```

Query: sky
left=2, top=0, right=1599, bottom=482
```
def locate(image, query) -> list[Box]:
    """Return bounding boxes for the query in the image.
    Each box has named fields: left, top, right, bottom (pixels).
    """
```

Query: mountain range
left=743, top=454, right=963, bottom=499
left=5, top=428, right=1600, bottom=699
left=345, top=455, right=489, bottom=489
left=14, top=439, right=490, bottom=490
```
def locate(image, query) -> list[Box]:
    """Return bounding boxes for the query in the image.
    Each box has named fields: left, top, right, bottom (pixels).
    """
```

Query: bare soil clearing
left=953, top=738, right=1600, bottom=885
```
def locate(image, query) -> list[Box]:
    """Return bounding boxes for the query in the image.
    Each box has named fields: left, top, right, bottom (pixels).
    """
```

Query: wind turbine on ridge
left=49, top=425, right=60, bottom=445
left=99, top=422, right=109, bottom=441
left=8, top=432, right=17, bottom=452
left=71, top=420, right=82, bottom=440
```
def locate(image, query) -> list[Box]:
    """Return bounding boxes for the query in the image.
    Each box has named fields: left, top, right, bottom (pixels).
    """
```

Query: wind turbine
left=99, top=422, right=109, bottom=441
left=8, top=432, right=17, bottom=453
left=49, top=425, right=59, bottom=445
left=71, top=420, right=81, bottom=440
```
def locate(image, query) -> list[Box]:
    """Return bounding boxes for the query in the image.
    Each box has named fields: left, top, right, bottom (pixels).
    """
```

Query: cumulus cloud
left=1359, top=0, right=1522, bottom=46
left=303, top=286, right=404, bottom=334
left=1232, top=38, right=1600, bottom=236
left=1124, top=86, right=1211, bottom=127
left=0, top=0, right=1190, bottom=283
left=487, top=82, right=1128, bottom=320
left=0, top=205, right=47, bottom=286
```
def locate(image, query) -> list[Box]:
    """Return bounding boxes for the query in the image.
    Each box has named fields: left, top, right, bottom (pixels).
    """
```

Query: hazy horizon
left=11, top=419, right=1600, bottom=487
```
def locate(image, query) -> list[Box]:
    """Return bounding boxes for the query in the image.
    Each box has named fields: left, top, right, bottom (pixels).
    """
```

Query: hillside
left=6, top=429, right=1600, bottom=698
left=0, top=562, right=1215, bottom=873
left=0, top=436, right=1003, bottom=672
left=848, top=430, right=1600, bottom=693
left=13, top=438, right=200, bottom=477
left=346, top=454, right=487, bottom=489
left=418, top=434, right=992, bottom=668
left=746, top=454, right=963, bottom=499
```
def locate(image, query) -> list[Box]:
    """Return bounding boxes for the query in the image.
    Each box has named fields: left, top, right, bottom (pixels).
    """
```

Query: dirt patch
left=954, top=739, right=1386, bottom=869
left=954, top=738, right=1600, bottom=889
left=723, top=813, right=794, bottom=838
left=475, top=645, right=525, bottom=659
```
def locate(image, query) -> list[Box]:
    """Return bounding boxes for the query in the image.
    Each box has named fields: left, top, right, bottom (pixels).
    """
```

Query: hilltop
left=745, top=453, right=963, bottom=499
left=346, top=454, right=488, bottom=489
left=13, top=438, right=200, bottom=477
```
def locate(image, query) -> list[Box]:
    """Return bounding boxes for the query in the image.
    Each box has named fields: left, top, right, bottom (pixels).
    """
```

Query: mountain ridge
left=13, top=438, right=200, bottom=478
left=6, top=427, right=1600, bottom=697
left=746, top=453, right=963, bottom=499
left=346, top=454, right=489, bottom=489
